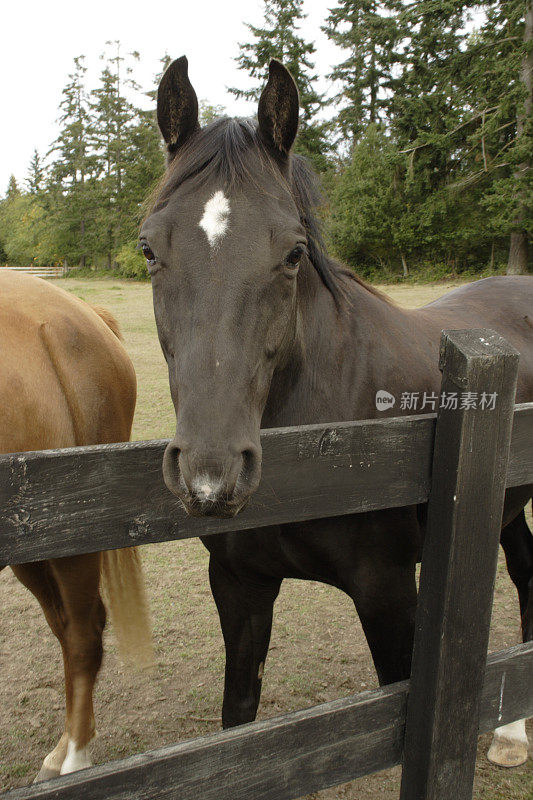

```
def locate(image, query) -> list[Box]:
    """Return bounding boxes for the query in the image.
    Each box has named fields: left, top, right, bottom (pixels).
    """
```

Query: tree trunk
left=400, top=251, right=409, bottom=277
left=507, top=1, right=532, bottom=274
left=507, top=232, right=528, bottom=274
left=80, top=218, right=86, bottom=268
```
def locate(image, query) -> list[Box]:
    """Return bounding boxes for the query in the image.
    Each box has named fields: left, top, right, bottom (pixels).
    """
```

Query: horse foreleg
left=208, top=555, right=281, bottom=729
left=342, top=517, right=418, bottom=687
left=488, top=508, right=532, bottom=767
left=12, top=555, right=105, bottom=781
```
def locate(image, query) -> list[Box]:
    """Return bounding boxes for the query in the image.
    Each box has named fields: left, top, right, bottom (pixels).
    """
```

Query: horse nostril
left=162, top=442, right=184, bottom=495
left=240, top=446, right=261, bottom=486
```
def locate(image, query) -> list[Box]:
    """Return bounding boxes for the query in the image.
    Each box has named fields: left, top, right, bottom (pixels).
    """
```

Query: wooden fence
left=1, top=329, right=532, bottom=800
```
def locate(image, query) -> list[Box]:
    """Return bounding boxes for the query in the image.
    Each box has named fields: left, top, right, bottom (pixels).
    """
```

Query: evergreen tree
left=6, top=175, right=20, bottom=199
left=115, top=54, right=170, bottom=277
left=90, top=42, right=142, bottom=267
left=199, top=100, right=226, bottom=126
left=229, top=0, right=330, bottom=170
left=328, top=125, right=407, bottom=271
left=472, top=0, right=533, bottom=273
left=47, top=55, right=99, bottom=267
left=323, top=0, right=403, bottom=150
left=26, top=150, right=45, bottom=195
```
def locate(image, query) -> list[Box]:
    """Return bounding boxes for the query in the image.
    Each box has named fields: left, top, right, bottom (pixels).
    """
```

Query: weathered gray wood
left=3, top=642, right=531, bottom=800
left=400, top=330, right=520, bottom=800
left=1, top=404, right=531, bottom=566
left=508, top=402, right=533, bottom=486
left=1, top=415, right=435, bottom=566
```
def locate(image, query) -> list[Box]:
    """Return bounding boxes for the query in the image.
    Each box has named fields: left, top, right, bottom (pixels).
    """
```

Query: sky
left=1, top=0, right=343, bottom=193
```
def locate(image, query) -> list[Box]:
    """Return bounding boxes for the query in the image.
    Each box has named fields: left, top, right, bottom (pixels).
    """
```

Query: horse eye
left=286, top=246, right=305, bottom=268
left=141, top=243, right=157, bottom=265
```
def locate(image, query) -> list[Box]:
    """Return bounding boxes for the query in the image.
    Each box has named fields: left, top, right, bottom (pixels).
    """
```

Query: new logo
left=375, top=390, right=396, bottom=411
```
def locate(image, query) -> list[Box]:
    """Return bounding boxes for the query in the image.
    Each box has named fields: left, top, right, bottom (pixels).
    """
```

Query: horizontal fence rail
left=0, top=403, right=531, bottom=566
left=3, top=643, right=532, bottom=800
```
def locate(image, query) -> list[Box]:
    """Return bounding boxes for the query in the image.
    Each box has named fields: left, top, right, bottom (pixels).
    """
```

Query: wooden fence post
left=399, top=330, right=520, bottom=800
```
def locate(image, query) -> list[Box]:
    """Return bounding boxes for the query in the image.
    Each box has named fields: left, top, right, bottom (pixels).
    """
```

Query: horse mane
left=149, top=117, right=390, bottom=307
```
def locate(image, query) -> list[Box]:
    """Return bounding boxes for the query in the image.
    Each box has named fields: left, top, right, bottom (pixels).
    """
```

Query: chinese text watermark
left=375, top=390, right=498, bottom=412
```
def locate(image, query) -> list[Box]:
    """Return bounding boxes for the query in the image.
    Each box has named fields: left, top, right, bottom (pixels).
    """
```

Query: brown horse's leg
left=10, top=561, right=71, bottom=780
left=49, top=554, right=105, bottom=775
left=11, top=554, right=105, bottom=780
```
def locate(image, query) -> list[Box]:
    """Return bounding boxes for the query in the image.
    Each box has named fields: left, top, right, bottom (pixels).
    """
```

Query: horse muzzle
left=162, top=440, right=262, bottom=518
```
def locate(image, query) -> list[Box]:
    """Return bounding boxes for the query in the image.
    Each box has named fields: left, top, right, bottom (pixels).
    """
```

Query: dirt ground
left=0, top=277, right=531, bottom=798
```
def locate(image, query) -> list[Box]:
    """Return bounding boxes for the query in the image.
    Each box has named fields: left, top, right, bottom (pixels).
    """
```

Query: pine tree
left=6, top=175, right=20, bottom=199
left=90, top=42, right=142, bottom=267
left=444, top=1, right=532, bottom=273
left=507, top=0, right=532, bottom=273
left=26, top=150, right=45, bottom=195
left=47, top=55, right=99, bottom=267
left=328, top=125, right=406, bottom=271
left=229, top=0, right=330, bottom=170
left=114, top=54, right=168, bottom=277
left=323, top=0, right=403, bottom=150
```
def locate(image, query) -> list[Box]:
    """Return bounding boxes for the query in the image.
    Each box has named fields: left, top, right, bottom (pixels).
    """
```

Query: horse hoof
left=487, top=737, right=528, bottom=768
left=33, top=765, right=60, bottom=783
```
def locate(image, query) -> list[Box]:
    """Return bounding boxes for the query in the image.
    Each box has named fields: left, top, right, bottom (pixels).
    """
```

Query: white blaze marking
left=199, top=191, right=230, bottom=247
left=60, top=739, right=92, bottom=774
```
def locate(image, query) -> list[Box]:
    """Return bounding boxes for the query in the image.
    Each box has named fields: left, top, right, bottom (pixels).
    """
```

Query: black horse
left=141, top=57, right=533, bottom=766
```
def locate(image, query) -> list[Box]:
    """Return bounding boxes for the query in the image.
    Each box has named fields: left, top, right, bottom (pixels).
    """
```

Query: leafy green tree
left=0, top=192, right=51, bottom=266
left=229, top=0, right=330, bottom=170
left=328, top=125, right=408, bottom=273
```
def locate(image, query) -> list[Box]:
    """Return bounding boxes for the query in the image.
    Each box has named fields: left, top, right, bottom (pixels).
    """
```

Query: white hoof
left=34, top=732, right=68, bottom=782
left=487, top=720, right=529, bottom=768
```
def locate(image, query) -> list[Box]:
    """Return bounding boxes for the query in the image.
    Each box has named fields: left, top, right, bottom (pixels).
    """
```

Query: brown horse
left=142, top=58, right=533, bottom=767
left=0, top=271, right=152, bottom=781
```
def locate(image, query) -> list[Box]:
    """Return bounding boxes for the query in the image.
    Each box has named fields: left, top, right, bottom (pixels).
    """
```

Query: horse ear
left=157, top=56, right=199, bottom=153
left=258, top=60, right=299, bottom=157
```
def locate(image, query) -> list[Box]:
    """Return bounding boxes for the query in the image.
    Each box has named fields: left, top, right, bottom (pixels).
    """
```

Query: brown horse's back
left=0, top=271, right=136, bottom=453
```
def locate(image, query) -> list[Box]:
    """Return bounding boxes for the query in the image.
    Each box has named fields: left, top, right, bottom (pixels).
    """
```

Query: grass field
left=0, top=276, right=531, bottom=798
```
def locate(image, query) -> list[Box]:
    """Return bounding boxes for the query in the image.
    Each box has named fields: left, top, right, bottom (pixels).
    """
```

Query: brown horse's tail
left=90, top=307, right=152, bottom=665
left=99, top=548, right=154, bottom=669
left=91, top=305, right=123, bottom=341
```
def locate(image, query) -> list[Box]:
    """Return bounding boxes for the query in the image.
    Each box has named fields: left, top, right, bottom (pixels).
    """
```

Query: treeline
left=1, top=2, right=531, bottom=279
left=0, top=44, right=166, bottom=278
